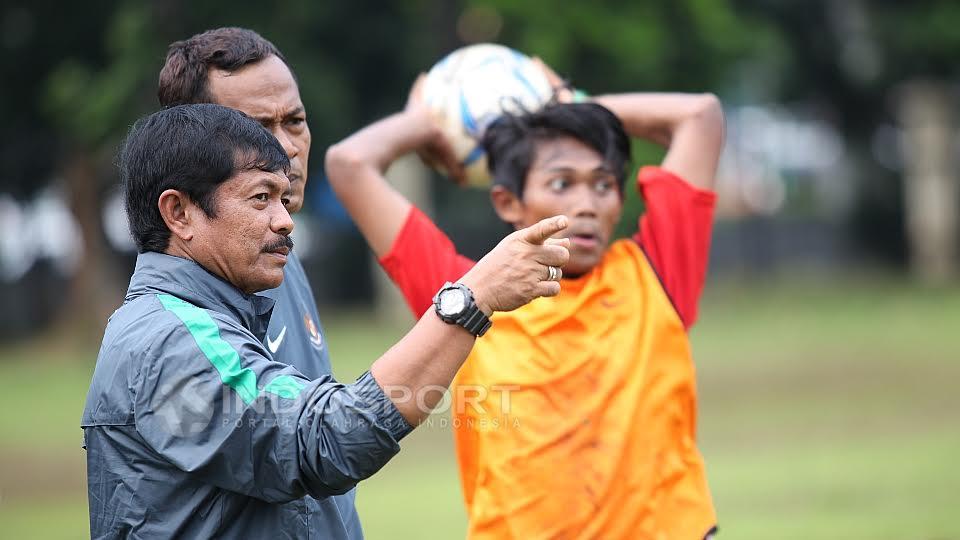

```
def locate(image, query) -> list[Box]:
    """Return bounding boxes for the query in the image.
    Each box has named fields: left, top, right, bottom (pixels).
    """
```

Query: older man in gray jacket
left=82, top=104, right=570, bottom=538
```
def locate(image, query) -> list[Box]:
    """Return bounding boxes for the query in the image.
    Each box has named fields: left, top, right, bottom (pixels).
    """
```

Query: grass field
left=0, top=277, right=958, bottom=539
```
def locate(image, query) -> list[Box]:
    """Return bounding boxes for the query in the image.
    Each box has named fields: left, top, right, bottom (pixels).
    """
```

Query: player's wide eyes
left=595, top=180, right=614, bottom=193
left=547, top=178, right=569, bottom=191
left=253, top=193, right=269, bottom=202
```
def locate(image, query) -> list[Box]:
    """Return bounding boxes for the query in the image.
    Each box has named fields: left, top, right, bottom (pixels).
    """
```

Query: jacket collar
left=126, top=251, right=275, bottom=340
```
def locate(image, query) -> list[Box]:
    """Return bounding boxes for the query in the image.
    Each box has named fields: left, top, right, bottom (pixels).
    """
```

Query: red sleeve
left=378, top=207, right=477, bottom=317
left=631, top=166, right=717, bottom=329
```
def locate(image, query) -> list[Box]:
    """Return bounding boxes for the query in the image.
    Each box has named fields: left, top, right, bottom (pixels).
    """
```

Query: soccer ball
left=422, top=43, right=555, bottom=188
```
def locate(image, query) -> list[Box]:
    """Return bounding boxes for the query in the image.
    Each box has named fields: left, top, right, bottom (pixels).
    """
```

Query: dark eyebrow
left=252, top=106, right=305, bottom=126
left=592, top=165, right=617, bottom=174
left=251, top=175, right=290, bottom=196
left=250, top=178, right=276, bottom=192
left=542, top=165, right=615, bottom=174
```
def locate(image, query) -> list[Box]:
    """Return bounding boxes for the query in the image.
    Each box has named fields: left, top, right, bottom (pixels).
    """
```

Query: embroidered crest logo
left=303, top=313, right=323, bottom=349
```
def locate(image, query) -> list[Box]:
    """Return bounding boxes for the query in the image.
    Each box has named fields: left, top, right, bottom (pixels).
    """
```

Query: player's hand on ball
left=531, top=57, right=574, bottom=104
left=460, top=215, right=571, bottom=314
left=406, top=74, right=467, bottom=185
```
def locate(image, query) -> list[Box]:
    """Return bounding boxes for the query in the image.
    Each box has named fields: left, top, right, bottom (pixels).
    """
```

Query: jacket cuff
left=353, top=371, right=414, bottom=441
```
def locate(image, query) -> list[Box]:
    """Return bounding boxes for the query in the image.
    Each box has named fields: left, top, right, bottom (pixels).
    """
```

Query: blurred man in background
left=326, top=70, right=724, bottom=538
left=83, top=103, right=570, bottom=538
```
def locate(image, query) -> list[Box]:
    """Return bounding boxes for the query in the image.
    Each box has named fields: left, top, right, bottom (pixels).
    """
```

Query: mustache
left=262, top=236, right=294, bottom=253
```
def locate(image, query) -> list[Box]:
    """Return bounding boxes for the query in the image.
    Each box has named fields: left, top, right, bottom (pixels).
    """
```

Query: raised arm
left=325, top=78, right=465, bottom=258
left=326, top=79, right=476, bottom=316
left=532, top=57, right=724, bottom=189
left=591, top=92, right=724, bottom=190
left=597, top=93, right=723, bottom=328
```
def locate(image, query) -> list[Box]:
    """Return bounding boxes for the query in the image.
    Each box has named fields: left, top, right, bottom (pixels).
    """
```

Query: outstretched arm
left=136, top=220, right=569, bottom=502
left=371, top=216, right=570, bottom=424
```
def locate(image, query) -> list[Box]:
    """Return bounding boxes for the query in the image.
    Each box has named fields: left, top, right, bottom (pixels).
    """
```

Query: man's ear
left=490, top=185, right=524, bottom=225
left=157, top=189, right=197, bottom=242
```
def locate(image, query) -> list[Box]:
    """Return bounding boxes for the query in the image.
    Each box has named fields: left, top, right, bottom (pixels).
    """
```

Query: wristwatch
left=433, top=282, right=492, bottom=337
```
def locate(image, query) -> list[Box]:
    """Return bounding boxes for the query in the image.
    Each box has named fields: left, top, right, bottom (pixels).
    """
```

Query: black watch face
left=438, top=288, right=467, bottom=317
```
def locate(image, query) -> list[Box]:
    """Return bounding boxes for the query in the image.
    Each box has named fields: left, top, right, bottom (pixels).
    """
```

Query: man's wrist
left=456, top=277, right=493, bottom=316
left=433, top=281, right=493, bottom=337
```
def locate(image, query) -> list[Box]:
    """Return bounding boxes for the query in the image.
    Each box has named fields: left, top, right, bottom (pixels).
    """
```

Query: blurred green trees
left=1, top=0, right=958, bottom=337
left=7, top=0, right=959, bottom=211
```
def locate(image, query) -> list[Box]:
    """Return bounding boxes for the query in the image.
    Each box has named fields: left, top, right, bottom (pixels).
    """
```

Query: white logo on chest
left=266, top=326, right=287, bottom=353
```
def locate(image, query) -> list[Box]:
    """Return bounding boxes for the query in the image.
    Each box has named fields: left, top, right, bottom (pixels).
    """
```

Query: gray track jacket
left=82, top=252, right=412, bottom=538
left=260, top=250, right=366, bottom=538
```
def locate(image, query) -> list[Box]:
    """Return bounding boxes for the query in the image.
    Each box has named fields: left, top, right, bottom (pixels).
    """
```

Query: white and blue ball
left=422, top=43, right=554, bottom=187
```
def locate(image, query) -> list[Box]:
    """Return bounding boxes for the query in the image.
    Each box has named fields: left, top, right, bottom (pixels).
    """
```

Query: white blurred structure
left=716, top=104, right=851, bottom=219
left=0, top=186, right=83, bottom=282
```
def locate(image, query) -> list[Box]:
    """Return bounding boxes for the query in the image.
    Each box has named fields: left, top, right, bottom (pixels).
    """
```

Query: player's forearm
left=326, top=111, right=436, bottom=257
left=327, top=109, right=438, bottom=174
left=594, top=92, right=725, bottom=190
left=592, top=93, right=723, bottom=147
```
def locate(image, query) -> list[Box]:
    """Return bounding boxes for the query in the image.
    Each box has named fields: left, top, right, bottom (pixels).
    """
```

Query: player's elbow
left=694, top=92, right=721, bottom=111
left=324, top=143, right=367, bottom=188
left=690, top=93, right=725, bottom=149
left=674, top=93, right=724, bottom=157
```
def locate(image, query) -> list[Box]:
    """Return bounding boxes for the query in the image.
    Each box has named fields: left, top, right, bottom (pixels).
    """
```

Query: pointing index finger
left=522, top=215, right=568, bottom=245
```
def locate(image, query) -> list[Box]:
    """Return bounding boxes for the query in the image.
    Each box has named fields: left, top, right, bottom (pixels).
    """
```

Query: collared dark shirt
left=260, top=252, right=367, bottom=538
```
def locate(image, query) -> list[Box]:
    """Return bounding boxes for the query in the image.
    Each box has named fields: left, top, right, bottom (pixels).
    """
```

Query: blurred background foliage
left=3, top=0, right=960, bottom=339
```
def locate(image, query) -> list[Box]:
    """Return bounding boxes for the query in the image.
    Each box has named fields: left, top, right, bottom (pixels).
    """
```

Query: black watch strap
left=458, top=306, right=493, bottom=337
left=433, top=282, right=493, bottom=338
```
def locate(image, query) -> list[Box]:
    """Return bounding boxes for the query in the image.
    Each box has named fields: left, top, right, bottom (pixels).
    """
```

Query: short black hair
left=120, top=103, right=290, bottom=253
left=481, top=102, right=631, bottom=199
left=158, top=27, right=287, bottom=107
